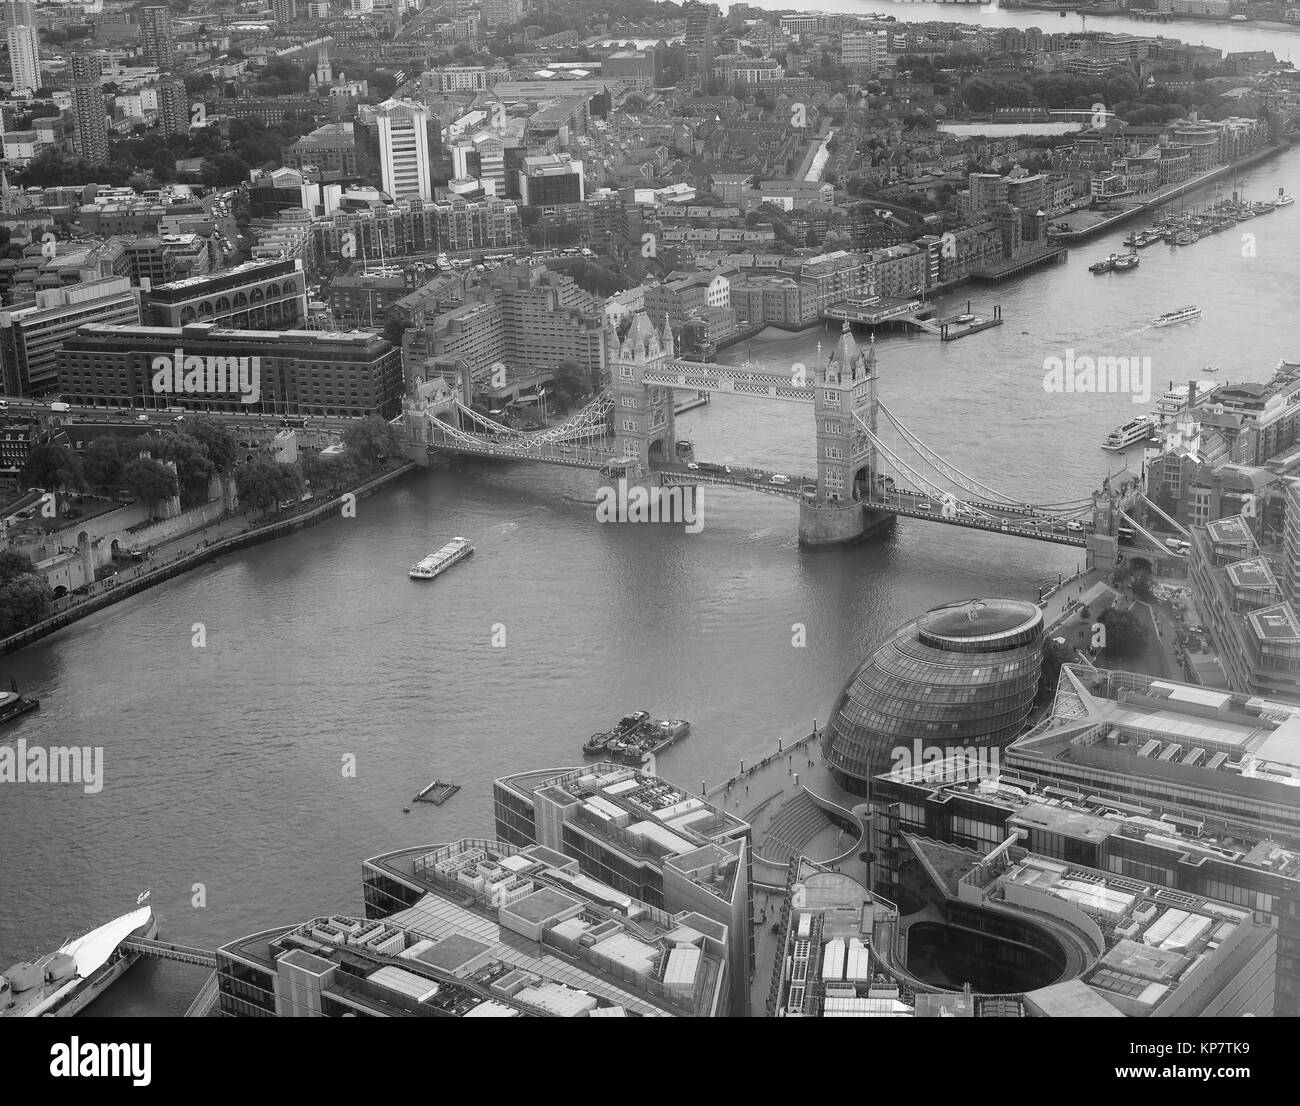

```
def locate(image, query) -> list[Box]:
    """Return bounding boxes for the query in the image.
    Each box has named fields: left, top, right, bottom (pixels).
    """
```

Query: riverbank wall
left=0, top=463, right=418, bottom=658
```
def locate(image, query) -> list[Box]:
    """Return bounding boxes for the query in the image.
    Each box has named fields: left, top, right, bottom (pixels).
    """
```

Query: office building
left=769, top=844, right=1276, bottom=1017
left=494, top=762, right=754, bottom=1015
left=872, top=733, right=1300, bottom=1016
left=375, top=98, right=433, bottom=202
left=1188, top=515, right=1300, bottom=699
left=821, top=598, right=1044, bottom=797
left=840, top=30, right=887, bottom=75
left=217, top=837, right=731, bottom=1016
left=481, top=0, right=522, bottom=28
left=69, top=53, right=109, bottom=165
left=56, top=321, right=404, bottom=417
left=141, top=259, right=307, bottom=330
left=139, top=5, right=175, bottom=70
left=1010, top=664, right=1300, bottom=844
left=0, top=278, right=140, bottom=397
left=517, top=154, right=585, bottom=207
left=272, top=0, right=297, bottom=23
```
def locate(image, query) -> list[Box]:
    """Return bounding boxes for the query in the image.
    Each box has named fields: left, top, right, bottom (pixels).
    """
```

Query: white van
left=769, top=474, right=791, bottom=485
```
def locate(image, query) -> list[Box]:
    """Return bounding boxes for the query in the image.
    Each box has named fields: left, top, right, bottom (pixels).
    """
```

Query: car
left=917, top=501, right=933, bottom=511
left=137, top=414, right=150, bottom=421
left=769, top=474, right=791, bottom=485
left=173, top=415, right=185, bottom=423
left=686, top=461, right=700, bottom=470
left=1067, top=521, right=1084, bottom=532
left=0, top=400, right=7, bottom=410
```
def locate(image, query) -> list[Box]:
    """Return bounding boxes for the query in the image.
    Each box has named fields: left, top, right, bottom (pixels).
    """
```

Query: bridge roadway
left=656, top=464, right=1093, bottom=546
left=3, top=398, right=365, bottom=434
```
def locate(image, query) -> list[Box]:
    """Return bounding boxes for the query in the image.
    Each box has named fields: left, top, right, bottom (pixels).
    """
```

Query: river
left=1, top=142, right=1298, bottom=1017
left=737, top=1, right=1300, bottom=58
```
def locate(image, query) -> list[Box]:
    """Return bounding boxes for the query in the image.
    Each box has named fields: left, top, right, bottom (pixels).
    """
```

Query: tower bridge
left=405, top=311, right=1128, bottom=559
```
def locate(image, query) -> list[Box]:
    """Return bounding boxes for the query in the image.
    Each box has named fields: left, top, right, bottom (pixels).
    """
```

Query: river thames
left=2, top=143, right=1299, bottom=1018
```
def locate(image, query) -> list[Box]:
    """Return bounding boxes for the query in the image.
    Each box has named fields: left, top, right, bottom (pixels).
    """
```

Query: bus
left=1117, top=526, right=1135, bottom=541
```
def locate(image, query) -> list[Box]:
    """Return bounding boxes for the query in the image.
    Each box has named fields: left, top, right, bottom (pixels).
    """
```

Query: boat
left=1112, top=253, right=1139, bottom=271
left=1, top=902, right=156, bottom=1017
left=954, top=313, right=976, bottom=324
left=1089, top=254, right=1119, bottom=273
left=582, top=710, right=650, bottom=756
left=584, top=712, right=690, bottom=763
left=1204, top=363, right=1220, bottom=373
left=1152, top=305, right=1202, bottom=327
left=1102, top=415, right=1156, bottom=452
left=0, top=679, right=39, bottom=727
left=1251, top=199, right=1276, bottom=216
left=409, top=537, right=473, bottom=579
left=1276, top=188, right=1294, bottom=207
left=1171, top=229, right=1199, bottom=246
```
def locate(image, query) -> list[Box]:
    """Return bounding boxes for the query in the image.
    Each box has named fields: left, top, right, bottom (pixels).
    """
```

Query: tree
left=1099, top=607, right=1149, bottom=659
left=121, top=457, right=178, bottom=516
left=1037, top=637, right=1074, bottom=706
left=235, top=461, right=288, bottom=515
left=341, top=416, right=403, bottom=472
left=23, top=443, right=83, bottom=491
left=185, top=416, right=237, bottom=474
left=550, top=360, right=591, bottom=410
left=301, top=450, right=360, bottom=496
left=82, top=437, right=133, bottom=491
left=1130, top=570, right=1154, bottom=601
left=155, top=432, right=215, bottom=506
left=0, top=572, right=52, bottom=635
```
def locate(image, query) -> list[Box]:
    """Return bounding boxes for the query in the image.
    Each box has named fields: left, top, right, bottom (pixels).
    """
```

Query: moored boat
left=1102, top=414, right=1156, bottom=452
left=1, top=902, right=156, bottom=1018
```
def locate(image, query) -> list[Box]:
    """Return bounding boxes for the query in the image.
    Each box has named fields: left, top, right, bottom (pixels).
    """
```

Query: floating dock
left=413, top=780, right=460, bottom=805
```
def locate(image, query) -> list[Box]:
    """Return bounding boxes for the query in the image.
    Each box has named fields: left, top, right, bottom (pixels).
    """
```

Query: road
left=2, top=398, right=369, bottom=434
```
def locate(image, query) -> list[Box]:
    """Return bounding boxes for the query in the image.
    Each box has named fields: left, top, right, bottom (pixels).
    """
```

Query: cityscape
left=0, top=0, right=1299, bottom=1049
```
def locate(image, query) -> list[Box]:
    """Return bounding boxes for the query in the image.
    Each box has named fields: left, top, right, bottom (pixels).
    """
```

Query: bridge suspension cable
left=877, top=400, right=1093, bottom=515
left=853, top=412, right=1001, bottom=520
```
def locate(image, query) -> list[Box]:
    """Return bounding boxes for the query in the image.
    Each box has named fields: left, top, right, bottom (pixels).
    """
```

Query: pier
left=939, top=304, right=1005, bottom=341
left=972, top=245, right=1069, bottom=282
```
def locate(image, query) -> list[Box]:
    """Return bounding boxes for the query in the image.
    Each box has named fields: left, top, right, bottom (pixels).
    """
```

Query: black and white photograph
left=0, top=0, right=1294, bottom=1071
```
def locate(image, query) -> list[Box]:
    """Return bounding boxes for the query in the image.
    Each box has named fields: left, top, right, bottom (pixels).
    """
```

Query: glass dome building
left=821, top=598, right=1044, bottom=797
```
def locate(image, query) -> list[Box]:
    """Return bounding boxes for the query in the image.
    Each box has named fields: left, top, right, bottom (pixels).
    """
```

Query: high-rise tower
left=139, top=5, right=175, bottom=70
left=69, top=52, right=109, bottom=165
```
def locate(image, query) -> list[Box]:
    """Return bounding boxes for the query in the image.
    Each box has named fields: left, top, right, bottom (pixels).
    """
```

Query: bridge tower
left=800, top=322, right=893, bottom=546
left=608, top=311, right=677, bottom=476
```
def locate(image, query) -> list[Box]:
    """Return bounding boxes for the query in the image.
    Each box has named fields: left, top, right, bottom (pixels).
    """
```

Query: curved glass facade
left=822, top=598, right=1044, bottom=797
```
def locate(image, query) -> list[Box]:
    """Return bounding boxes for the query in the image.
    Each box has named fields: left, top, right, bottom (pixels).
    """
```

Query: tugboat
left=0, top=679, right=39, bottom=728
left=1089, top=254, right=1119, bottom=273
left=1276, top=187, right=1294, bottom=208
left=583, top=711, right=649, bottom=756
left=1112, top=252, right=1139, bottom=271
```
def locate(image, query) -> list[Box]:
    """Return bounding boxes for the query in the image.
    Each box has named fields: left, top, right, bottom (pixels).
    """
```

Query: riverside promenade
left=0, top=463, right=418, bottom=657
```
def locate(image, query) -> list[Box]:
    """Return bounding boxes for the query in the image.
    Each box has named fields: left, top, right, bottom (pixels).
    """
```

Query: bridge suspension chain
left=877, top=401, right=1093, bottom=513
left=878, top=401, right=1048, bottom=507
left=853, top=412, right=1000, bottom=520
